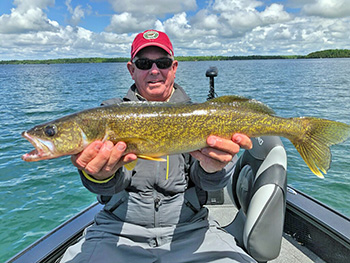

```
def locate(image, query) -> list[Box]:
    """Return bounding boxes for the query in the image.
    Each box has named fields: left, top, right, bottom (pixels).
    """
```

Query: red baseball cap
left=131, top=29, right=174, bottom=60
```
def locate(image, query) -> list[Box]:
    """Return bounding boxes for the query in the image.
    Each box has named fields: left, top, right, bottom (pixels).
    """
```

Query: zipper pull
left=154, top=197, right=162, bottom=211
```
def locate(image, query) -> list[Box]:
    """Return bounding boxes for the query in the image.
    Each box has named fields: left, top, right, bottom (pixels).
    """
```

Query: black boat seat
left=225, top=136, right=287, bottom=262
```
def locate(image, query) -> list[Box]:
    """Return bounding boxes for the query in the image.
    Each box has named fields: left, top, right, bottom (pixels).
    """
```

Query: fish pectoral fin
left=102, top=129, right=118, bottom=142
left=124, top=160, right=137, bottom=170
left=123, top=156, right=166, bottom=170
left=207, top=95, right=275, bottom=115
left=137, top=155, right=166, bottom=162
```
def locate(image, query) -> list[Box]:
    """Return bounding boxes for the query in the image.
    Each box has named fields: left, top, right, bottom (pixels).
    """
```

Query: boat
left=7, top=68, right=350, bottom=263
left=7, top=186, right=350, bottom=262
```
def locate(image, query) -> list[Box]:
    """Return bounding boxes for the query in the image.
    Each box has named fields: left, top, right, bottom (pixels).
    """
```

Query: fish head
left=21, top=118, right=89, bottom=162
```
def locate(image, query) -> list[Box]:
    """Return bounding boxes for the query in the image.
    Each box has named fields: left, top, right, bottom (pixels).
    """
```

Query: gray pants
left=60, top=209, right=256, bottom=263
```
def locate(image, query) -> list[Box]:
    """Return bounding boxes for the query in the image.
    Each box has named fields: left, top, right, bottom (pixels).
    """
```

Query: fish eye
left=44, top=125, right=57, bottom=137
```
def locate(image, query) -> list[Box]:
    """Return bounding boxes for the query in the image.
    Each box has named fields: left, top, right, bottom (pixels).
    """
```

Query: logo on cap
left=143, top=30, right=159, bottom=40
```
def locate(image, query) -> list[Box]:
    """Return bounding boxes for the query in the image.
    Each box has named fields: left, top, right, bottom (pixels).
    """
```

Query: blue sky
left=0, top=0, right=349, bottom=60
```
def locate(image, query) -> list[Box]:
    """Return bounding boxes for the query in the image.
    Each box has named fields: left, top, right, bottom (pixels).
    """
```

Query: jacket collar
left=123, top=83, right=191, bottom=103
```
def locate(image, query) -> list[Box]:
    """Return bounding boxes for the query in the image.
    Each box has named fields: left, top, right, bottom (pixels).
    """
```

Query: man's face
left=127, top=46, right=178, bottom=102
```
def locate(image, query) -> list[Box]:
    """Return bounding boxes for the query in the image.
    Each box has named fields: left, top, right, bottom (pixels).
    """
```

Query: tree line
left=305, top=49, right=350, bottom=58
left=0, top=57, right=129, bottom=65
left=1, top=49, right=349, bottom=65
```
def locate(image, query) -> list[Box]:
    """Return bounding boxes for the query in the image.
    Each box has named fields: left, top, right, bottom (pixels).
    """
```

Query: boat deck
left=207, top=204, right=325, bottom=262
left=206, top=189, right=326, bottom=263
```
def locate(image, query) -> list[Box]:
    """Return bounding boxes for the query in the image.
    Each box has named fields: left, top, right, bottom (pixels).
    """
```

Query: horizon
left=2, top=49, right=350, bottom=63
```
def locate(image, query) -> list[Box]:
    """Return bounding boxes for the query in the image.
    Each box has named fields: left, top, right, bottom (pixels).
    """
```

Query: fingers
left=103, top=142, right=137, bottom=173
left=199, top=147, right=234, bottom=163
left=231, top=133, right=253, bottom=150
left=203, top=134, right=252, bottom=161
left=103, top=142, right=126, bottom=172
left=205, top=136, right=239, bottom=159
left=85, top=141, right=115, bottom=174
left=71, top=140, right=137, bottom=180
left=71, top=141, right=103, bottom=170
left=190, top=134, right=252, bottom=173
left=190, top=150, right=228, bottom=173
left=206, top=134, right=252, bottom=153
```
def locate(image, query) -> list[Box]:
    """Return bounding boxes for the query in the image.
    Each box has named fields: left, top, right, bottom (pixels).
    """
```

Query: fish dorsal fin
left=208, top=95, right=249, bottom=104
left=207, top=95, right=275, bottom=115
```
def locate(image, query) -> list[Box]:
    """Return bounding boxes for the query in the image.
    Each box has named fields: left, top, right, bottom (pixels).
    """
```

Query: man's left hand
left=190, top=134, right=252, bottom=173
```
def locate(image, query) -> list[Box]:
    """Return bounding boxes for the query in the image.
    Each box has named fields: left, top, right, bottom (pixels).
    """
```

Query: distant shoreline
left=1, top=49, right=349, bottom=65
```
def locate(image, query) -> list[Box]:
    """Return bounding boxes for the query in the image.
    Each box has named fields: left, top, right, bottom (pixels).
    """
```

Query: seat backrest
left=225, top=136, right=287, bottom=262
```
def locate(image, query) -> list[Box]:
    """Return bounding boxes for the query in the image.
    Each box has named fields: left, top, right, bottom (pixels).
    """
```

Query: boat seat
left=225, top=136, right=287, bottom=262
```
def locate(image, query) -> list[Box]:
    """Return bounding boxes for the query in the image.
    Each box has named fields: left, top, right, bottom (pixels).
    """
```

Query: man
left=61, top=29, right=255, bottom=263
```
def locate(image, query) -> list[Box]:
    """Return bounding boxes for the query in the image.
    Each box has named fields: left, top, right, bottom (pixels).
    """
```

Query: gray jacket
left=80, top=83, right=235, bottom=227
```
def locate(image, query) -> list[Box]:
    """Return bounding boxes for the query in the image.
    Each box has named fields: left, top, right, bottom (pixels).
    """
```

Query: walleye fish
left=22, top=96, right=350, bottom=178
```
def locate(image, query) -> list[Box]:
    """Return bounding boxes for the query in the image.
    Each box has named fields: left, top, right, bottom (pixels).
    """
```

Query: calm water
left=1, top=59, right=349, bottom=261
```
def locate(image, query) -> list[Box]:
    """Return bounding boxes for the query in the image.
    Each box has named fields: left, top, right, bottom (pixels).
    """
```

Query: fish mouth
left=21, top=131, right=55, bottom=162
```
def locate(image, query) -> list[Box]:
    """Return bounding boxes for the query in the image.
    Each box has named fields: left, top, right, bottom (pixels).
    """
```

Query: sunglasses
left=133, top=57, right=174, bottom=70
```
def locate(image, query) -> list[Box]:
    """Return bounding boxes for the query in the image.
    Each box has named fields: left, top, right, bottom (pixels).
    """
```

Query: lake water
left=1, top=59, right=349, bottom=261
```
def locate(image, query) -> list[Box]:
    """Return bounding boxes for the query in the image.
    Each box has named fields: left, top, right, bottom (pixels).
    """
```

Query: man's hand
left=71, top=141, right=137, bottom=181
left=190, top=134, right=252, bottom=173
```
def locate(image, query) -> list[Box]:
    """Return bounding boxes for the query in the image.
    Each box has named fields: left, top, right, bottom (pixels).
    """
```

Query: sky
left=0, top=0, right=350, bottom=60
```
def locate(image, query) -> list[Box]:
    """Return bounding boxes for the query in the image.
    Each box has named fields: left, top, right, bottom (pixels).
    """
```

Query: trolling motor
left=205, top=66, right=224, bottom=205
left=206, top=66, right=218, bottom=100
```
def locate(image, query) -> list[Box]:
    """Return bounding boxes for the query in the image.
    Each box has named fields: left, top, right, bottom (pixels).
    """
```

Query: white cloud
left=13, top=0, right=54, bottom=11
left=65, top=0, right=92, bottom=25
left=191, top=9, right=220, bottom=31
left=212, top=0, right=263, bottom=12
left=107, top=0, right=197, bottom=15
left=289, top=0, right=350, bottom=18
left=185, top=1, right=292, bottom=40
left=105, top=0, right=197, bottom=34
left=235, top=16, right=350, bottom=55
left=163, top=12, right=192, bottom=36
left=302, top=0, right=350, bottom=18
left=0, top=26, right=132, bottom=60
left=162, top=0, right=293, bottom=53
left=260, top=4, right=291, bottom=24
left=106, top=12, right=156, bottom=33
left=0, top=0, right=57, bottom=34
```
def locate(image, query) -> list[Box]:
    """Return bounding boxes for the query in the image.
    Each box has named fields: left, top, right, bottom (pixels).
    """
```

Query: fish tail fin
left=291, top=117, right=350, bottom=178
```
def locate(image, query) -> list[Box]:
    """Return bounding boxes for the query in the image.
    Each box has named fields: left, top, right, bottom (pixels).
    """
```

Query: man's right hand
left=71, top=141, right=137, bottom=181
